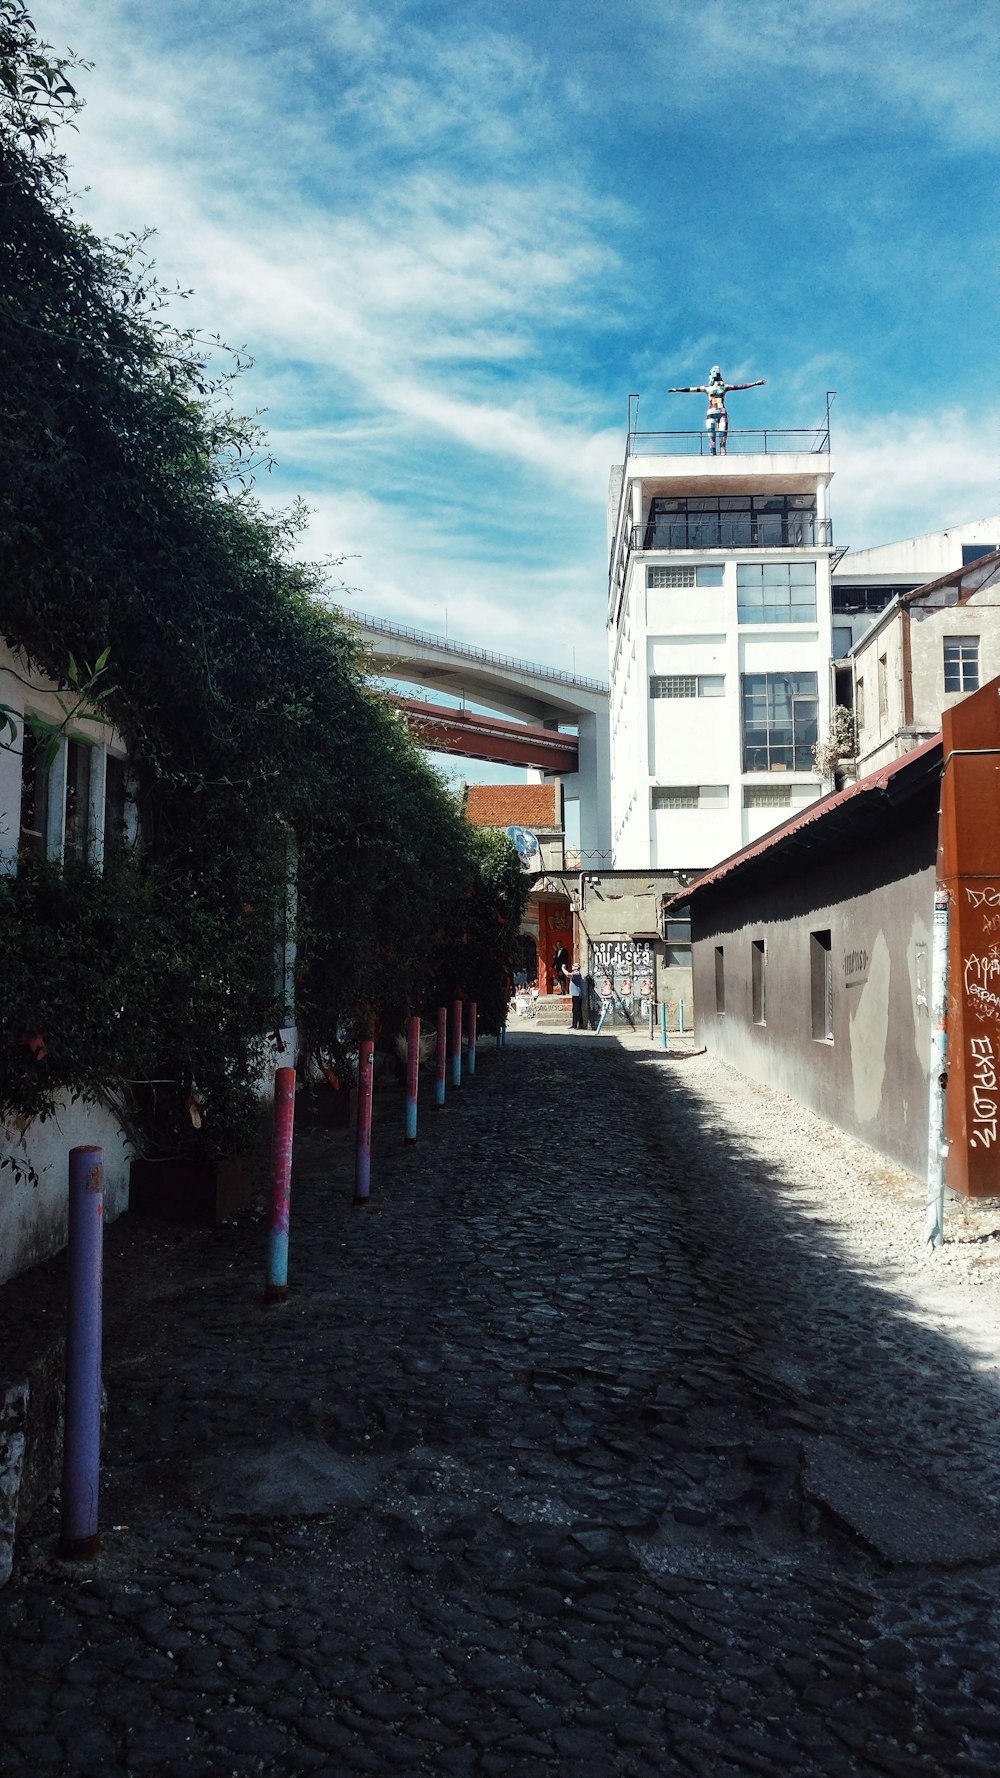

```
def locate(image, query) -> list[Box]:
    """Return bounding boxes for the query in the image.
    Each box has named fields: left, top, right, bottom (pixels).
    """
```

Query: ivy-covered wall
left=0, top=4, right=528, bottom=1247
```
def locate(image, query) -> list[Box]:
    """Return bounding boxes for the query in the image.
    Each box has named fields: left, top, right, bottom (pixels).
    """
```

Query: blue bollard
left=451, top=998, right=463, bottom=1090
left=265, top=1067, right=296, bottom=1302
left=435, top=1005, right=447, bottom=1107
left=660, top=1002, right=668, bottom=1049
left=467, top=1001, right=477, bottom=1077
left=60, top=1145, right=104, bottom=1558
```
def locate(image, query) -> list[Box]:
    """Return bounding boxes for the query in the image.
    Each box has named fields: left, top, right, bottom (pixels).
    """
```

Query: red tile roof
left=465, top=784, right=560, bottom=830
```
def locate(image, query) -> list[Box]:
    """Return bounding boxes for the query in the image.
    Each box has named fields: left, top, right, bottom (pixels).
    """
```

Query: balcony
left=626, top=426, right=831, bottom=458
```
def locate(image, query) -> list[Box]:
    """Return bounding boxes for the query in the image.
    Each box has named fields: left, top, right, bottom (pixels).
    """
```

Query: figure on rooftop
left=668, top=365, right=766, bottom=455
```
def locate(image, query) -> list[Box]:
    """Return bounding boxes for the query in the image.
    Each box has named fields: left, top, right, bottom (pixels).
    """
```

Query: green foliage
left=0, top=8, right=522, bottom=1167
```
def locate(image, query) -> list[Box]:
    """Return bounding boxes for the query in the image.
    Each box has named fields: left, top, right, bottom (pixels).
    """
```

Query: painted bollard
left=60, top=1145, right=104, bottom=1558
left=404, top=1013, right=420, bottom=1144
left=451, top=998, right=463, bottom=1090
left=265, top=1066, right=296, bottom=1303
left=354, top=1035, right=375, bottom=1203
left=467, top=1000, right=477, bottom=1076
left=435, top=1005, right=447, bottom=1107
left=660, top=1002, right=668, bottom=1049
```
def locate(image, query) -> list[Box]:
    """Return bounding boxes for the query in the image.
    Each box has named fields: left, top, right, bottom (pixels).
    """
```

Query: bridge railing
left=339, top=607, right=609, bottom=696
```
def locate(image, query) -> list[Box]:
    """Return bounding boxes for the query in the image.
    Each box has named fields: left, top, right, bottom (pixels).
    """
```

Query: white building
left=607, top=422, right=835, bottom=868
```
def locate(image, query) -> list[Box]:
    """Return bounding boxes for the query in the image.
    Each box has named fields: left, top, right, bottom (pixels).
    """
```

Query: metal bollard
left=679, top=997, right=685, bottom=1033
left=60, top=1145, right=104, bottom=1558
left=354, top=1035, right=374, bottom=1203
left=451, top=998, right=463, bottom=1090
left=467, top=1001, right=477, bottom=1076
left=435, top=1005, right=447, bottom=1107
left=404, top=1013, right=420, bottom=1144
left=265, top=1067, right=296, bottom=1303
left=660, top=1002, right=668, bottom=1049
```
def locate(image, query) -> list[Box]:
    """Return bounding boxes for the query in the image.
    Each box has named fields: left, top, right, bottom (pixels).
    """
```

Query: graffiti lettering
left=967, top=982, right=1000, bottom=1021
left=970, top=1033, right=999, bottom=1149
left=965, top=886, right=1000, bottom=909
left=964, top=950, right=1000, bottom=996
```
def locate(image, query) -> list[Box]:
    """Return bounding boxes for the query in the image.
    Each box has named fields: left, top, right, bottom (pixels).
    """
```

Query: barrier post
left=354, top=1031, right=375, bottom=1204
left=60, top=1145, right=104, bottom=1558
left=451, top=998, right=463, bottom=1090
left=679, top=997, right=686, bottom=1033
left=404, top=1013, right=420, bottom=1144
left=660, top=1002, right=668, bottom=1049
left=265, top=1067, right=296, bottom=1303
left=435, top=1005, right=447, bottom=1107
left=467, top=1001, right=477, bottom=1077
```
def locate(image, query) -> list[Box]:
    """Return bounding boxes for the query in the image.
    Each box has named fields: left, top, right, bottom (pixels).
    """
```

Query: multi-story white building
left=607, top=419, right=835, bottom=868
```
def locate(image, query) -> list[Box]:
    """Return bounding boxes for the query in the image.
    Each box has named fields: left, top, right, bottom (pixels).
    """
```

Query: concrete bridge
left=341, top=611, right=611, bottom=862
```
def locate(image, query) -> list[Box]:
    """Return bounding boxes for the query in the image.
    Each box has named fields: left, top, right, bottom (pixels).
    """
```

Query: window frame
left=943, top=635, right=980, bottom=693
left=751, top=938, right=766, bottom=1025
left=741, top=672, right=819, bottom=774
left=810, top=929, right=834, bottom=1042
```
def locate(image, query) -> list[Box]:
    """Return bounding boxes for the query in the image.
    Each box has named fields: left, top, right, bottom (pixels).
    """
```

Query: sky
left=27, top=0, right=1000, bottom=748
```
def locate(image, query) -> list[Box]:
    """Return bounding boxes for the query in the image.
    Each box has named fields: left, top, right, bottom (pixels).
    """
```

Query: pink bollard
left=404, top=1014, right=420, bottom=1143
left=265, top=1067, right=296, bottom=1303
left=435, top=1005, right=447, bottom=1108
left=354, top=1035, right=374, bottom=1203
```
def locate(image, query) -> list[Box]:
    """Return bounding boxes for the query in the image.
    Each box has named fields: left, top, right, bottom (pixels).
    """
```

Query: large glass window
left=643, top=495, right=816, bottom=551
left=741, top=673, right=818, bottom=772
left=943, top=636, right=979, bottom=692
left=737, top=562, right=816, bottom=624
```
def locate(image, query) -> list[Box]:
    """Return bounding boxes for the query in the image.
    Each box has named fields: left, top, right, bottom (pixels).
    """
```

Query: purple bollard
left=265, top=1067, right=296, bottom=1303
left=451, top=998, right=463, bottom=1090
left=354, top=1035, right=374, bottom=1203
left=404, top=1013, right=420, bottom=1144
left=435, top=1005, right=447, bottom=1108
left=60, top=1145, right=104, bottom=1558
left=467, top=1000, right=477, bottom=1076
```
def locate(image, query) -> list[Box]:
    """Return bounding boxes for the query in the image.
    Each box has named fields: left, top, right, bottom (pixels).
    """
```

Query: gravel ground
left=2, top=1027, right=1000, bottom=1778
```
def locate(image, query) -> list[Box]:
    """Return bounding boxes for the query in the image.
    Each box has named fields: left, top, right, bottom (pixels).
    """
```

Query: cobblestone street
left=3, top=1029, right=1000, bottom=1777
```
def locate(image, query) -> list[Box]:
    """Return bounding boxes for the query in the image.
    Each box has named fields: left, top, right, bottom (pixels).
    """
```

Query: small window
left=103, top=755, right=128, bottom=859
left=715, top=945, right=725, bottom=1014
left=832, top=626, right=852, bottom=659
left=18, top=721, right=50, bottom=856
left=648, top=565, right=696, bottom=589
left=63, top=740, right=93, bottom=864
left=751, top=939, right=766, bottom=1024
left=696, top=565, right=725, bottom=587
left=652, top=784, right=728, bottom=810
left=810, top=930, right=833, bottom=1041
left=650, top=673, right=725, bottom=699
left=943, top=636, right=979, bottom=693
left=856, top=678, right=866, bottom=730
left=744, top=785, right=791, bottom=809
left=877, top=655, right=888, bottom=724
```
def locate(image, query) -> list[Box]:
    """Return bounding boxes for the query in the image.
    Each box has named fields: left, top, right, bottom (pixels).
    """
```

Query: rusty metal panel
left=940, top=682, right=1000, bottom=1195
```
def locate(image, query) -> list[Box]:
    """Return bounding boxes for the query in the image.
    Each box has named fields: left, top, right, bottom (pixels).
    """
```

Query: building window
left=63, top=740, right=94, bottom=864
left=810, top=929, right=833, bottom=1041
left=943, top=636, right=979, bottom=693
left=856, top=678, right=866, bottom=730
left=649, top=674, right=724, bottom=699
left=743, top=784, right=812, bottom=809
left=664, top=914, right=691, bottom=968
left=737, top=562, right=816, bottom=625
left=652, top=785, right=728, bottom=810
left=646, top=564, right=726, bottom=589
left=715, top=945, right=725, bottom=1014
left=643, top=495, right=816, bottom=551
left=962, top=544, right=997, bottom=564
left=877, top=654, right=888, bottom=725
left=741, top=673, right=818, bottom=772
left=751, top=939, right=766, bottom=1024
left=18, top=722, right=50, bottom=856
left=832, top=583, right=911, bottom=616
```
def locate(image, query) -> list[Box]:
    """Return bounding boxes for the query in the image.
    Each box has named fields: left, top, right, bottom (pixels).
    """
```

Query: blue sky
left=32, top=0, right=1000, bottom=711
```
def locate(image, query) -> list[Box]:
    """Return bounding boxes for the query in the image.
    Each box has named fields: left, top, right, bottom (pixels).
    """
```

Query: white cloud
left=834, top=408, right=1000, bottom=549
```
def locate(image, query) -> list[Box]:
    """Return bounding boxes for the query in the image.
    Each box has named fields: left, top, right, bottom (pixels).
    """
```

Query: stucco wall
left=0, top=1098, right=131, bottom=1286
left=690, top=813, right=936, bottom=1176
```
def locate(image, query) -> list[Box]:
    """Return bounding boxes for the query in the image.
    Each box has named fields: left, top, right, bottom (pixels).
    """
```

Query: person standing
left=668, top=365, right=765, bottom=455
left=569, top=961, right=586, bottom=1029
left=552, top=943, right=570, bottom=995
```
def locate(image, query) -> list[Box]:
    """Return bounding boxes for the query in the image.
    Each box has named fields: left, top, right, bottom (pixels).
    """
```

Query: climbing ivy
left=0, top=3, right=528, bottom=1169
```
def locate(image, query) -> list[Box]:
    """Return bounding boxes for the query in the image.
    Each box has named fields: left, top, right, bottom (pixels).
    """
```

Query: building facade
left=607, top=425, right=835, bottom=869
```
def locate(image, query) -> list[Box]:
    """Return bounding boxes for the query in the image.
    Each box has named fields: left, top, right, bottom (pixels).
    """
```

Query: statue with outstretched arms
left=668, top=365, right=766, bottom=455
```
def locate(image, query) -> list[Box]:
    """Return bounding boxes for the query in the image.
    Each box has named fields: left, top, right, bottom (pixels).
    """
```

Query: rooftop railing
left=339, top=608, right=610, bottom=696
left=625, top=426, right=831, bottom=460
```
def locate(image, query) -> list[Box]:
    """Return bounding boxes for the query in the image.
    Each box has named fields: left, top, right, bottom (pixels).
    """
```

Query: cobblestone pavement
left=3, top=1031, right=1000, bottom=1777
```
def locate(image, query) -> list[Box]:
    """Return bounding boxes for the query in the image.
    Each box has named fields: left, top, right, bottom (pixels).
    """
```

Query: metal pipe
left=354, top=1035, right=374, bottom=1204
left=925, top=885, right=951, bottom=1251
left=265, top=1067, right=296, bottom=1303
left=660, top=1002, right=668, bottom=1049
left=60, top=1145, right=104, bottom=1558
left=435, top=1005, right=447, bottom=1106
left=451, top=998, right=463, bottom=1090
left=466, top=1001, right=477, bottom=1076
left=404, top=1014, right=420, bottom=1143
left=679, top=997, right=685, bottom=1033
